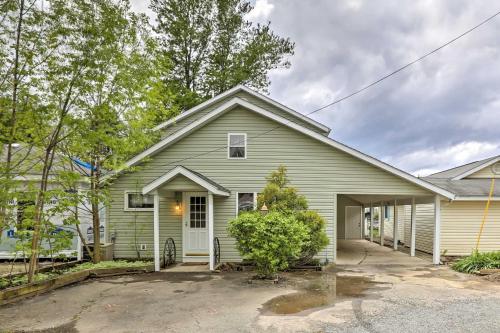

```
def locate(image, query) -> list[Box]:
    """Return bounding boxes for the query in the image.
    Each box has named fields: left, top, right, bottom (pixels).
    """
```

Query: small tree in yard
left=228, top=166, right=329, bottom=278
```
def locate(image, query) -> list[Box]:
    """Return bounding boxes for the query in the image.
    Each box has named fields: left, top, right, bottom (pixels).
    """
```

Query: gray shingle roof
left=423, top=178, right=499, bottom=197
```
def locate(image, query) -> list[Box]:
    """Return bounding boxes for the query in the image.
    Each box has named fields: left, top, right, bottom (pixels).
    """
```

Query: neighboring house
left=105, top=85, right=463, bottom=272
left=0, top=144, right=101, bottom=259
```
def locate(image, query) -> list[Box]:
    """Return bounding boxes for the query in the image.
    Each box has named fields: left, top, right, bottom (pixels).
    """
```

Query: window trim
left=124, top=191, right=154, bottom=212
left=235, top=192, right=257, bottom=216
left=227, top=133, right=247, bottom=159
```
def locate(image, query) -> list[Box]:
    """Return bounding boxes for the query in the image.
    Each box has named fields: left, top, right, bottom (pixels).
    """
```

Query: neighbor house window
left=125, top=192, right=154, bottom=211
left=228, top=133, right=246, bottom=159
left=237, top=192, right=256, bottom=214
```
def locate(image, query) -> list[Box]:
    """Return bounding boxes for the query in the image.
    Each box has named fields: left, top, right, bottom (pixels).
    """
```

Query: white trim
left=393, top=200, right=398, bottom=250
left=123, top=191, right=154, bottom=212
left=227, top=133, right=247, bottom=159
left=379, top=203, right=385, bottom=246
left=115, top=97, right=455, bottom=199
left=152, top=85, right=331, bottom=134
left=153, top=193, right=160, bottom=272
left=452, top=156, right=500, bottom=180
left=142, top=166, right=230, bottom=197
left=433, top=195, right=441, bottom=265
left=410, top=197, right=416, bottom=257
left=208, top=192, right=214, bottom=271
left=369, top=203, right=374, bottom=242
left=454, top=196, right=500, bottom=201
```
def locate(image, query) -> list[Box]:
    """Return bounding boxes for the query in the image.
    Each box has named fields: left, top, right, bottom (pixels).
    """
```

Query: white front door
left=345, top=206, right=362, bottom=239
left=183, top=193, right=209, bottom=257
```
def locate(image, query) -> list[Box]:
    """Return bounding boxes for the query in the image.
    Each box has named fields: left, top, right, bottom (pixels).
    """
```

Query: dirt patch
left=260, top=273, right=390, bottom=315
left=484, top=273, right=500, bottom=283
left=12, top=320, right=78, bottom=333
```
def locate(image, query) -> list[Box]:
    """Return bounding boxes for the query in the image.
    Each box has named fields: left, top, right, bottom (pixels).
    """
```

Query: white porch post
left=393, top=200, right=398, bottom=250
left=369, top=203, right=374, bottom=242
left=379, top=203, right=385, bottom=246
left=433, top=195, right=441, bottom=265
left=153, top=193, right=160, bottom=272
left=208, top=192, right=214, bottom=271
left=410, top=197, right=416, bottom=256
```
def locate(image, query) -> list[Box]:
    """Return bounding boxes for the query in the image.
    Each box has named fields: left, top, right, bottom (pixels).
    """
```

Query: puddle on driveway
left=261, top=273, right=390, bottom=315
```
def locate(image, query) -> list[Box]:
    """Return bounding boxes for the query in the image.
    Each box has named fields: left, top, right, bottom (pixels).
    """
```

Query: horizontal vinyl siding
left=109, top=106, right=433, bottom=262
left=403, top=204, right=434, bottom=254
left=441, top=201, right=500, bottom=255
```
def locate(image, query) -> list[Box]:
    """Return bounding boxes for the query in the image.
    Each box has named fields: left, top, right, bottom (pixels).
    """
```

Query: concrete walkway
left=336, top=240, right=430, bottom=266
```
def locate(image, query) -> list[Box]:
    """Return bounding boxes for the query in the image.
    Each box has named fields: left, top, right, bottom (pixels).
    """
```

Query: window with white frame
left=125, top=192, right=154, bottom=211
left=228, top=133, right=246, bottom=159
left=237, top=192, right=256, bottom=214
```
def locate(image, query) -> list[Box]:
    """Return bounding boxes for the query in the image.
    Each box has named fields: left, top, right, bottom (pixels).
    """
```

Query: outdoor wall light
left=174, top=191, right=182, bottom=212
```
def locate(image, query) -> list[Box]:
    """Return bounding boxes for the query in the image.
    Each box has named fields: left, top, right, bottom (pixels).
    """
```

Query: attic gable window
left=228, top=133, right=246, bottom=159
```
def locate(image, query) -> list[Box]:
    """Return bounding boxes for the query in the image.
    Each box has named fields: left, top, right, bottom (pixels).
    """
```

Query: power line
left=154, top=9, right=500, bottom=168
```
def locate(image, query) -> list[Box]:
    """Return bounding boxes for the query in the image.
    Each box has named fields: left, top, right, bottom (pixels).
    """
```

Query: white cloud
left=246, top=0, right=274, bottom=22
left=385, top=141, right=500, bottom=176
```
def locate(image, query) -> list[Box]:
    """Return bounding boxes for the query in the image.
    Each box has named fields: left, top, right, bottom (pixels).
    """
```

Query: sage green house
left=105, top=85, right=457, bottom=271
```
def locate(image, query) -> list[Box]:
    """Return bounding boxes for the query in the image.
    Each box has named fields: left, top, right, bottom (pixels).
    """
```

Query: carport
left=335, top=194, right=443, bottom=264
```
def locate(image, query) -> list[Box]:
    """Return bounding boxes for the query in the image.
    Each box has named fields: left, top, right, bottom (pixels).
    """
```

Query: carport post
left=410, top=197, right=416, bottom=256
left=369, top=203, right=374, bottom=242
left=433, top=195, right=441, bottom=265
left=153, top=192, right=160, bottom=272
left=208, top=192, right=214, bottom=271
left=393, top=200, right=398, bottom=250
left=379, top=203, right=385, bottom=246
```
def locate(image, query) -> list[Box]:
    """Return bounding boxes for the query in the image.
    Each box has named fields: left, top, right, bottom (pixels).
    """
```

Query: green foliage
left=150, top=0, right=294, bottom=110
left=257, top=166, right=329, bottom=264
left=228, top=211, right=307, bottom=278
left=452, top=250, right=500, bottom=274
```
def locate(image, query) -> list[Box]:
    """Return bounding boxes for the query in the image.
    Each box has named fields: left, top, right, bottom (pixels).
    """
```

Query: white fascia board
left=152, top=85, right=331, bottom=134
left=142, top=166, right=230, bottom=197
left=452, top=156, right=500, bottom=180
left=454, top=196, right=500, bottom=201
left=113, top=97, right=455, bottom=199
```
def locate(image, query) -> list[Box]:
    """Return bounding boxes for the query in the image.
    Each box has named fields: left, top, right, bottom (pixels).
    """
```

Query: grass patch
left=0, top=260, right=150, bottom=290
left=452, top=250, right=500, bottom=273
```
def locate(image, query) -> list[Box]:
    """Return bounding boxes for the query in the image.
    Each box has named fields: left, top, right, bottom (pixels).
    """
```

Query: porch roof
left=142, top=165, right=230, bottom=196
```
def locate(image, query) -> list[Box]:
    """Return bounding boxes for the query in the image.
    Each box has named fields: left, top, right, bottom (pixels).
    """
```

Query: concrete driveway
left=0, top=247, right=499, bottom=332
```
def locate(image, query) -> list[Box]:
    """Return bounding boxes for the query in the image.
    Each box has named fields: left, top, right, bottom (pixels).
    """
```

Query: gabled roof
left=424, top=178, right=499, bottom=200
left=426, top=155, right=500, bottom=180
left=152, top=85, right=331, bottom=134
left=142, top=166, right=230, bottom=196
left=116, top=96, right=455, bottom=199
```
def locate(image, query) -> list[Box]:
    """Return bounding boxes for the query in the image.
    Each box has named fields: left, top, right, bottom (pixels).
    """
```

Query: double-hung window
left=125, top=192, right=154, bottom=211
left=228, top=133, right=246, bottom=159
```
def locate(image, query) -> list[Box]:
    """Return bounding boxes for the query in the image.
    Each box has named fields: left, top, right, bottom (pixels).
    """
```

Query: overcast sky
left=131, top=0, right=500, bottom=176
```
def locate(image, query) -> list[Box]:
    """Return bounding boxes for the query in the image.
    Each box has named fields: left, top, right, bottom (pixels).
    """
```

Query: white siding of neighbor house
left=108, top=105, right=433, bottom=262
left=402, top=204, right=435, bottom=254
left=440, top=201, right=500, bottom=255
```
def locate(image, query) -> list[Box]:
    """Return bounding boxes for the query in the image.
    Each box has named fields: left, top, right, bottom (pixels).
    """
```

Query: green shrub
left=256, top=165, right=329, bottom=264
left=452, top=250, right=500, bottom=273
left=228, top=211, right=308, bottom=278
left=294, top=210, right=329, bottom=265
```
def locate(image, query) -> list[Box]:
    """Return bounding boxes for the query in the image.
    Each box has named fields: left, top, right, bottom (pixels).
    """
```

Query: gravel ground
left=0, top=262, right=498, bottom=333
